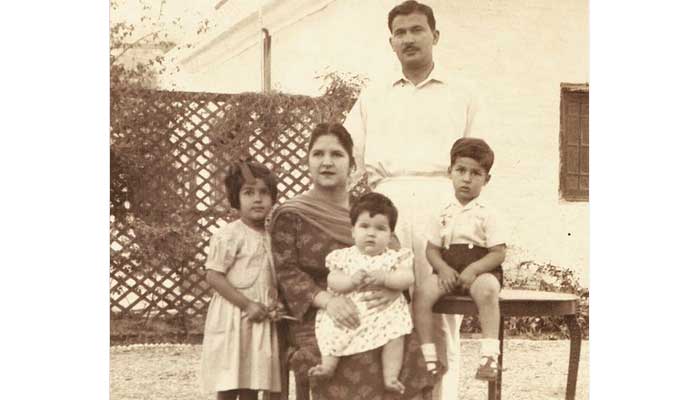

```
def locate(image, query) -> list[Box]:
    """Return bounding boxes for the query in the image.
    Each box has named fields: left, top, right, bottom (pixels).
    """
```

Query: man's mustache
left=403, top=45, right=419, bottom=53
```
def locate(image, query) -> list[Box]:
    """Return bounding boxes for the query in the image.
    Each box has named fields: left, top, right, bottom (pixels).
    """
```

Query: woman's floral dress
left=271, top=212, right=435, bottom=400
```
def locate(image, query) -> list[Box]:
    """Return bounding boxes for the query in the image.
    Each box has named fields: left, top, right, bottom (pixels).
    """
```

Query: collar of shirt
left=390, top=62, right=449, bottom=89
left=447, top=196, right=485, bottom=213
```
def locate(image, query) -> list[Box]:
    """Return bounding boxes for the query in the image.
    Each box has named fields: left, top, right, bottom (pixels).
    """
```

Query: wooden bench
left=272, top=289, right=582, bottom=400
left=433, top=289, right=583, bottom=400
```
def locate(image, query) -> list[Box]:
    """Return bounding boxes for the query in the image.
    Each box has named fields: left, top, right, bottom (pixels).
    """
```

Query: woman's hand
left=244, top=301, right=269, bottom=322
left=360, top=287, right=401, bottom=311
left=325, top=296, right=361, bottom=330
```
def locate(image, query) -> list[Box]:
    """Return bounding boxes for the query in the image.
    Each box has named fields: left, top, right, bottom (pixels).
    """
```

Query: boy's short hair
left=450, top=138, right=495, bottom=172
left=350, top=192, right=398, bottom=232
left=224, top=160, right=278, bottom=210
left=388, top=1, right=436, bottom=32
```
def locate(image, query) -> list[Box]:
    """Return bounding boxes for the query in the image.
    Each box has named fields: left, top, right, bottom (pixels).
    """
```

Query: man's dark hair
left=350, top=192, right=399, bottom=232
left=388, top=0, right=436, bottom=33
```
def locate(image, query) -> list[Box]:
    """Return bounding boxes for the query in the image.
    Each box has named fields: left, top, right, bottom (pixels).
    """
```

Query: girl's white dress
left=200, top=220, right=281, bottom=393
left=315, top=246, right=414, bottom=356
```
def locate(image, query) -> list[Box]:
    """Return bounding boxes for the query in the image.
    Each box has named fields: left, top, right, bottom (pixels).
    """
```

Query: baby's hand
left=365, top=270, right=387, bottom=287
left=351, top=270, right=370, bottom=289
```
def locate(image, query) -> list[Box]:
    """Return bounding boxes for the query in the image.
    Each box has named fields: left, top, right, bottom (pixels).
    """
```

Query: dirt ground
left=110, top=338, right=588, bottom=400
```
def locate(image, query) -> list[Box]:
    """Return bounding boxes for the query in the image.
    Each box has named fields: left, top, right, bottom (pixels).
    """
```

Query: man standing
left=343, top=1, right=482, bottom=399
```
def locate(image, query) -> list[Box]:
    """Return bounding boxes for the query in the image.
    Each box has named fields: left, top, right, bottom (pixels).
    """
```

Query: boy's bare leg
left=470, top=274, right=501, bottom=339
left=413, top=274, right=449, bottom=375
left=470, top=273, right=502, bottom=381
left=308, top=355, right=340, bottom=378
left=413, top=274, right=447, bottom=345
left=382, top=336, right=406, bottom=393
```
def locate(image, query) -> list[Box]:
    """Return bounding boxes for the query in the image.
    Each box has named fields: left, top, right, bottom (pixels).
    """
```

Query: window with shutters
left=559, top=83, right=589, bottom=202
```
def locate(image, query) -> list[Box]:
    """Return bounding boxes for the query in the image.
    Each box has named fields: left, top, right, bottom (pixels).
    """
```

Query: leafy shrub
left=460, top=250, right=589, bottom=339
left=110, top=78, right=363, bottom=321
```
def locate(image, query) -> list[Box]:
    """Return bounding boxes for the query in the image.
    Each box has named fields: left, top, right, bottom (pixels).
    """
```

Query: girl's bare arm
left=206, top=270, right=268, bottom=321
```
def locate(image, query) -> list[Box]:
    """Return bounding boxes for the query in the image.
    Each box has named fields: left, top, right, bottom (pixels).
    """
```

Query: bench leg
left=487, top=316, right=504, bottom=400
left=497, top=316, right=504, bottom=400
left=564, top=315, right=582, bottom=400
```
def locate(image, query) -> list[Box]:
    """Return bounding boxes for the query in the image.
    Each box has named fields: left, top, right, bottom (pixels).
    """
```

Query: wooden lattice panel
left=110, top=90, right=349, bottom=318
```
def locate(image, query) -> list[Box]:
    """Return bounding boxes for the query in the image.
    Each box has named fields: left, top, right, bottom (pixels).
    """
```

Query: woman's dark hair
left=350, top=192, right=399, bottom=232
left=388, top=0, right=436, bottom=33
left=223, top=160, right=278, bottom=209
left=308, top=123, right=356, bottom=169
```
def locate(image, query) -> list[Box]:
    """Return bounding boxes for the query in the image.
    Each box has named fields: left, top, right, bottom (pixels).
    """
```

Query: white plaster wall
left=173, top=0, right=590, bottom=285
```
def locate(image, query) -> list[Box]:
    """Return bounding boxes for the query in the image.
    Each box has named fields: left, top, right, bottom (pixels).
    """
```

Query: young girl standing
left=201, top=159, right=281, bottom=400
left=309, top=192, right=415, bottom=394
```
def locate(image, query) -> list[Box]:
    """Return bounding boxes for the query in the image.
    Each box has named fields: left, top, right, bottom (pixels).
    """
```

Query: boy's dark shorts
left=439, top=243, right=503, bottom=296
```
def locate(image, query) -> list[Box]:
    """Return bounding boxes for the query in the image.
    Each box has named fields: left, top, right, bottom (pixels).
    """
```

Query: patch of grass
left=111, top=313, right=205, bottom=345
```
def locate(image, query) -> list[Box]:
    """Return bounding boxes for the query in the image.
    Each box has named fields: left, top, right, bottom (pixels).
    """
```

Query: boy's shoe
left=424, top=360, right=446, bottom=385
left=474, top=355, right=499, bottom=381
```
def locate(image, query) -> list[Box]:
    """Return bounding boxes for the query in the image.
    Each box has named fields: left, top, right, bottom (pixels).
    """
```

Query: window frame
left=559, top=83, right=589, bottom=202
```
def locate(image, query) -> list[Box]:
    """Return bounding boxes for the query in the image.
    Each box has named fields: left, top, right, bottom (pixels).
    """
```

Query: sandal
left=424, top=360, right=446, bottom=381
left=425, top=361, right=439, bottom=375
left=474, top=355, right=499, bottom=381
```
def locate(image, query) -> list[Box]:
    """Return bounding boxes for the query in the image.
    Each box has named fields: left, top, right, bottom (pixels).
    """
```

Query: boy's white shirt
left=426, top=196, right=508, bottom=250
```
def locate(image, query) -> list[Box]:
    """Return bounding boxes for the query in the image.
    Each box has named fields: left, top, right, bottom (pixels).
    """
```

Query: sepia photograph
left=109, top=1, right=589, bottom=399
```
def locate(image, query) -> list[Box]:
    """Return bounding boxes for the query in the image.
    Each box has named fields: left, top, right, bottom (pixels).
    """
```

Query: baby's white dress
left=315, top=246, right=414, bottom=356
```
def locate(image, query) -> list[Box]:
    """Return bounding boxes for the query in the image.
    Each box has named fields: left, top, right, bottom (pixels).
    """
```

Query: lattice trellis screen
left=110, top=90, right=362, bottom=318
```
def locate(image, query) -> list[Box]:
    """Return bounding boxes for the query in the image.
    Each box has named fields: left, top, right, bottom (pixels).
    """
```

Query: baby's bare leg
left=382, top=336, right=405, bottom=394
left=308, top=355, right=340, bottom=378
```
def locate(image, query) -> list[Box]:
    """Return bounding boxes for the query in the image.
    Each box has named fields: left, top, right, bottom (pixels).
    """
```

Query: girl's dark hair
left=350, top=192, right=398, bottom=232
left=450, top=137, right=495, bottom=172
left=308, top=123, right=356, bottom=169
left=388, top=0, right=437, bottom=33
left=223, top=160, right=278, bottom=209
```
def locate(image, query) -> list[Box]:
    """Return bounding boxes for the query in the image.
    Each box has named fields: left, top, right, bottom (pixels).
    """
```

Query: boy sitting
left=413, top=137, right=507, bottom=381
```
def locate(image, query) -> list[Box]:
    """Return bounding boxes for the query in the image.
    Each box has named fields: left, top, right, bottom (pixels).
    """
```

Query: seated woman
left=269, top=123, right=437, bottom=400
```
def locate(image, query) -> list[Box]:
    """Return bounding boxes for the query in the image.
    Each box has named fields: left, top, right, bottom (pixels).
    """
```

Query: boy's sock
left=420, top=343, right=438, bottom=364
left=479, top=338, right=500, bottom=358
